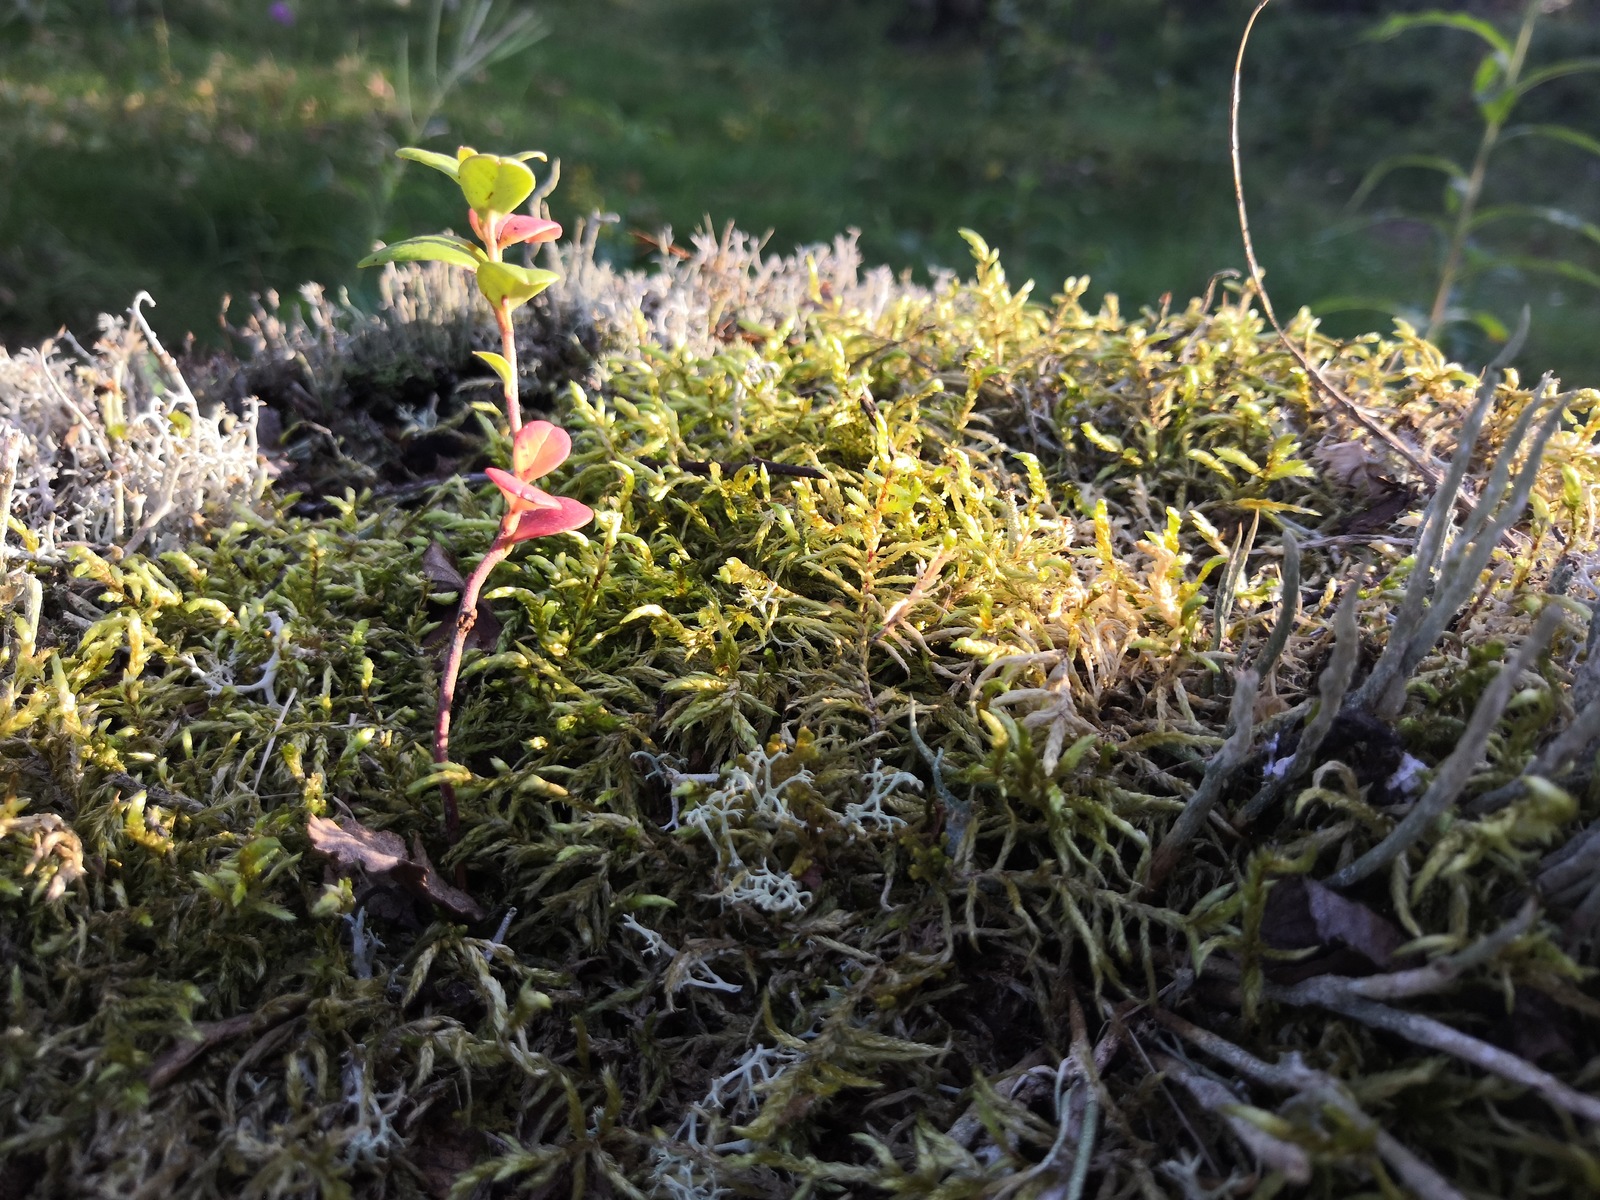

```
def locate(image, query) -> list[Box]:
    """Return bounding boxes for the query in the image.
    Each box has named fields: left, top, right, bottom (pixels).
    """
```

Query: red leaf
left=508, top=496, right=594, bottom=542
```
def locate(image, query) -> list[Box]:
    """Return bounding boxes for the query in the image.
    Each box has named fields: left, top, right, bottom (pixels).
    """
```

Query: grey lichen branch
left=1265, top=982, right=1600, bottom=1125
left=1237, top=568, right=1362, bottom=825
left=1354, top=375, right=1564, bottom=719
left=1328, top=602, right=1568, bottom=889
left=1152, top=1007, right=1467, bottom=1200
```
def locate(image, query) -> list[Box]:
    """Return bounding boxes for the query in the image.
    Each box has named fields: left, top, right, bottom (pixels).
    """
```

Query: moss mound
left=3, top=232, right=1599, bottom=1198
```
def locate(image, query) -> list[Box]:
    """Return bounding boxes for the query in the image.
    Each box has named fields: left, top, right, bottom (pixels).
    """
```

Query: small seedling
left=361, top=146, right=592, bottom=842
left=362, top=145, right=562, bottom=430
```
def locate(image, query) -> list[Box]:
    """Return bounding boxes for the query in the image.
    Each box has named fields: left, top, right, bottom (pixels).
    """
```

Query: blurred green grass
left=2, top=0, right=1598, bottom=384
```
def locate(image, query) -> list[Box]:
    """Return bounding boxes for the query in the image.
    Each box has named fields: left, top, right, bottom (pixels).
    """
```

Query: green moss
left=2, top=239, right=1599, bottom=1197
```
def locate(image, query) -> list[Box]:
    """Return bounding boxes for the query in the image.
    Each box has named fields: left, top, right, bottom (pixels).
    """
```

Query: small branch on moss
left=1328, top=602, right=1566, bottom=889
left=1152, top=1008, right=1467, bottom=1200
left=148, top=993, right=311, bottom=1091
left=873, top=542, right=953, bottom=644
left=1145, top=667, right=1259, bottom=894
left=1265, top=984, right=1600, bottom=1125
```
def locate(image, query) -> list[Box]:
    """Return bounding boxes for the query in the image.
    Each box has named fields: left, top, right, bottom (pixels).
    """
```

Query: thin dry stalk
left=1231, top=0, right=1439, bottom=488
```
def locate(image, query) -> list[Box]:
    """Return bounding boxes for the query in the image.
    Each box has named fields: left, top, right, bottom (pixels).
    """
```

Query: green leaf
left=1233, top=498, right=1321, bottom=516
left=1515, top=58, right=1600, bottom=101
left=1468, top=204, right=1600, bottom=250
left=1471, top=52, right=1503, bottom=94
left=458, top=154, right=536, bottom=217
left=475, top=261, right=560, bottom=309
left=1188, top=448, right=1235, bottom=483
left=1562, top=463, right=1583, bottom=512
left=473, top=350, right=515, bottom=393
left=1502, top=123, right=1600, bottom=162
left=1347, top=154, right=1467, bottom=211
left=1214, top=446, right=1262, bottom=476
left=1467, top=310, right=1510, bottom=343
left=1488, top=255, right=1600, bottom=291
left=1368, top=12, right=1511, bottom=60
left=358, top=234, right=485, bottom=270
left=395, top=146, right=463, bottom=181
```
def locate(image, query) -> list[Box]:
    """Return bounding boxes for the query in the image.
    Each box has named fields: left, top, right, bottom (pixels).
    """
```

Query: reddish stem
left=434, top=523, right=515, bottom=843
left=495, top=302, right=522, bottom=433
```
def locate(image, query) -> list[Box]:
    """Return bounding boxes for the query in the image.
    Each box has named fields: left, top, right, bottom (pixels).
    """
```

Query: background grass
left=3, top=0, right=1599, bottom=383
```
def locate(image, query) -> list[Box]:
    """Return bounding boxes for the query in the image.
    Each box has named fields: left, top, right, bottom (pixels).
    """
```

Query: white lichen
left=842, top=758, right=922, bottom=833
left=0, top=304, right=267, bottom=560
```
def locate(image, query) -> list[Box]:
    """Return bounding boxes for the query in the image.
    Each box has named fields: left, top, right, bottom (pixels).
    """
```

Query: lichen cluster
left=2, top=228, right=1599, bottom=1198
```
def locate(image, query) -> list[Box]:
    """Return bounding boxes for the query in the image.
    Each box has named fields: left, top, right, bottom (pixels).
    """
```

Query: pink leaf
left=485, top=468, right=562, bottom=513
left=508, top=496, right=594, bottom=542
left=497, top=216, right=562, bottom=249
left=511, top=420, right=571, bottom=481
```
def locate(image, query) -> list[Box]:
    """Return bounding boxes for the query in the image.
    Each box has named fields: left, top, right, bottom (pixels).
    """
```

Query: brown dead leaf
left=307, top=814, right=408, bottom=874
left=393, top=834, right=486, bottom=922
left=421, top=541, right=465, bottom=591
left=307, top=815, right=486, bottom=922
left=1262, top=876, right=1406, bottom=982
left=1304, top=878, right=1405, bottom=965
left=1334, top=480, right=1417, bottom=536
left=420, top=541, right=502, bottom=657
left=411, top=1117, right=486, bottom=1199
left=1315, top=437, right=1397, bottom=495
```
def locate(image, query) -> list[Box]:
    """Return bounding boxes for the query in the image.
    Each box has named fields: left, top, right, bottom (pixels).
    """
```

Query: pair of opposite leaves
left=360, top=146, right=560, bottom=311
